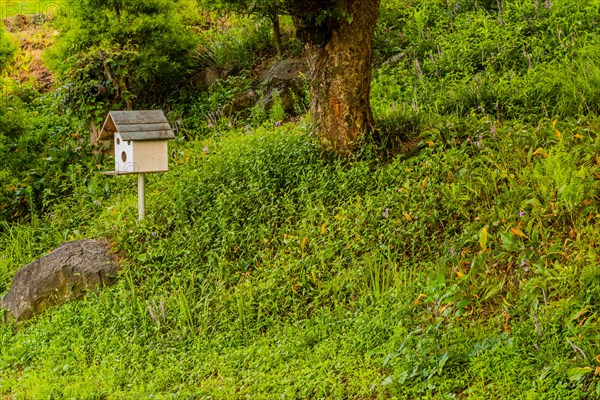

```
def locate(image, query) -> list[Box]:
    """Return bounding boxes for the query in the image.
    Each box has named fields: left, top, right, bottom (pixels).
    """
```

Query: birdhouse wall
left=131, top=141, right=169, bottom=173
left=114, top=133, right=136, bottom=173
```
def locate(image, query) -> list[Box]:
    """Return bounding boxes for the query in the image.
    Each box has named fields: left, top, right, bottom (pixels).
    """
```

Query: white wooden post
left=138, top=173, right=146, bottom=220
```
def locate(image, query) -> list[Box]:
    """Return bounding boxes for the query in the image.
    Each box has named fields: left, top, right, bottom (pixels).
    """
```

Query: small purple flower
left=245, top=124, right=251, bottom=130
left=490, top=124, right=496, bottom=137
left=202, top=146, right=209, bottom=154
left=521, top=259, right=529, bottom=272
left=545, top=0, right=551, bottom=9
left=449, top=247, right=455, bottom=255
left=275, top=121, right=282, bottom=127
left=382, top=208, right=389, bottom=219
left=519, top=210, right=526, bottom=217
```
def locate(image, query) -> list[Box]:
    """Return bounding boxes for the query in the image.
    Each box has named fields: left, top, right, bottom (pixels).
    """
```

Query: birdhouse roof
left=99, top=110, right=175, bottom=141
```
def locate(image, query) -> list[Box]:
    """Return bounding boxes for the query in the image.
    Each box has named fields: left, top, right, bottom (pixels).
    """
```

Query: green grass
left=1, top=120, right=598, bottom=398
left=0, top=0, right=599, bottom=398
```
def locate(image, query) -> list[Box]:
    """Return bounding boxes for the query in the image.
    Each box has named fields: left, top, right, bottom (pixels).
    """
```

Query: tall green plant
left=0, top=25, right=15, bottom=72
left=200, top=0, right=287, bottom=55
left=0, top=26, right=25, bottom=146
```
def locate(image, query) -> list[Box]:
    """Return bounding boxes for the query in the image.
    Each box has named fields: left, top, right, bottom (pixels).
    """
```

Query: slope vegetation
left=1, top=0, right=599, bottom=398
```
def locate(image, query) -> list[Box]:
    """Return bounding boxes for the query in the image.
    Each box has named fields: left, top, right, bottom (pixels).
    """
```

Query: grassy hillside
left=1, top=0, right=599, bottom=398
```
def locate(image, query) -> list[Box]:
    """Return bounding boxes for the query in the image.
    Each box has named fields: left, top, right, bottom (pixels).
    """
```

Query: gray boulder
left=1, top=240, right=120, bottom=322
left=260, top=58, right=309, bottom=113
left=260, top=58, right=308, bottom=86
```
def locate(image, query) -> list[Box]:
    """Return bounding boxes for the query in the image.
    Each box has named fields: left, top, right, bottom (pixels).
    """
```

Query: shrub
left=0, top=24, right=16, bottom=72
left=0, top=25, right=20, bottom=140
left=47, top=0, right=198, bottom=109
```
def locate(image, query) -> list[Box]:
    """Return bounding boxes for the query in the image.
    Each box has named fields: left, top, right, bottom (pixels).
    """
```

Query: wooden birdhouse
left=99, top=110, right=175, bottom=174
left=99, top=110, right=175, bottom=220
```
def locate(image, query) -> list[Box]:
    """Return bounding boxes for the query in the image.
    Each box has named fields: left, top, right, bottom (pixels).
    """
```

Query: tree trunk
left=270, top=13, right=284, bottom=57
left=295, top=0, right=380, bottom=155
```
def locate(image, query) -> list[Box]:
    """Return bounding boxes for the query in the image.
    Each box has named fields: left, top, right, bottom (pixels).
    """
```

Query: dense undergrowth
left=1, top=0, right=599, bottom=398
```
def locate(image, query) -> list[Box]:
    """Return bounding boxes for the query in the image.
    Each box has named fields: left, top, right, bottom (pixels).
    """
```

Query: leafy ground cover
left=0, top=0, right=599, bottom=398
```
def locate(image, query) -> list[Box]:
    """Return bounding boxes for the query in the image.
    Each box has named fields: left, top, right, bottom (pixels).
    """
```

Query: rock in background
left=260, top=58, right=308, bottom=113
left=1, top=240, right=120, bottom=322
left=223, top=58, right=309, bottom=117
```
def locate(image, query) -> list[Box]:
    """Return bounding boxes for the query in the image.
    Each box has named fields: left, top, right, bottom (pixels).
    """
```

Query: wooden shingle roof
left=99, top=110, right=175, bottom=141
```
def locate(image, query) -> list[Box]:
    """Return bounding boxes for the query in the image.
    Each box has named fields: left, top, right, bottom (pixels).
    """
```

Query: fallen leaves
left=413, top=293, right=427, bottom=305
left=532, top=147, right=548, bottom=158
left=510, top=227, right=528, bottom=239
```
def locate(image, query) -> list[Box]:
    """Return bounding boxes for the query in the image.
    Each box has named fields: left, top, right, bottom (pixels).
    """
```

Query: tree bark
left=270, top=13, right=284, bottom=57
left=294, top=0, right=380, bottom=155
